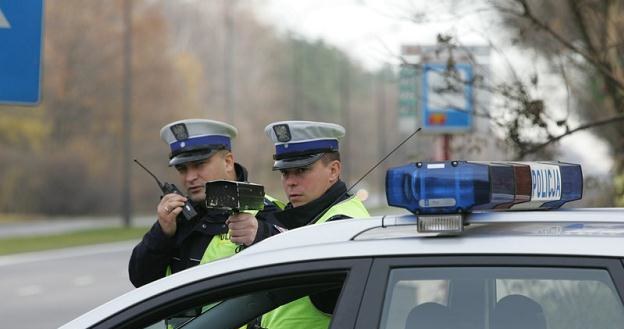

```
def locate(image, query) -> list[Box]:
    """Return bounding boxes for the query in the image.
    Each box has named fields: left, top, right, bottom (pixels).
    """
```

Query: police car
left=60, top=161, right=624, bottom=329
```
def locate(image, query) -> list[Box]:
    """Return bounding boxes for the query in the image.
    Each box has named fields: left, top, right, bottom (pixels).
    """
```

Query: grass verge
left=0, top=227, right=148, bottom=256
left=0, top=206, right=406, bottom=256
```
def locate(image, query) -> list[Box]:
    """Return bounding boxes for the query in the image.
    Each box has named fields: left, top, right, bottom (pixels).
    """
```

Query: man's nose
left=283, top=173, right=297, bottom=186
left=184, top=167, right=199, bottom=182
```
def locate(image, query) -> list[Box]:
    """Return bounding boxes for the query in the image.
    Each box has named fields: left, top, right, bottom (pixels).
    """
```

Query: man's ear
left=328, top=160, right=341, bottom=183
left=223, top=151, right=235, bottom=174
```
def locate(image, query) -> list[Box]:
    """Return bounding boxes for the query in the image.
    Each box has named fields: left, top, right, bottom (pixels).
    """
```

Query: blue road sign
left=0, top=0, right=44, bottom=105
left=422, top=63, right=473, bottom=133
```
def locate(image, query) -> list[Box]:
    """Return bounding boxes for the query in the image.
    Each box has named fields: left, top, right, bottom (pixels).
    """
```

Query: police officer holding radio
left=259, top=121, right=370, bottom=329
left=128, top=119, right=283, bottom=288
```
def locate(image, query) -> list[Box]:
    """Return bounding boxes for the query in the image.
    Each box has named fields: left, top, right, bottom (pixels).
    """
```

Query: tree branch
left=507, top=0, right=624, bottom=92
left=520, top=113, right=624, bottom=157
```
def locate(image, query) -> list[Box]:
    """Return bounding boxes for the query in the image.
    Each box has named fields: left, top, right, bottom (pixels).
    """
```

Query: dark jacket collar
left=234, top=162, right=248, bottom=182
left=273, top=180, right=349, bottom=229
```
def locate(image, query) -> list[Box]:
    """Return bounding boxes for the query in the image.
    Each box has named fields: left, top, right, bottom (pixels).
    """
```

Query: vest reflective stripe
left=261, top=196, right=369, bottom=329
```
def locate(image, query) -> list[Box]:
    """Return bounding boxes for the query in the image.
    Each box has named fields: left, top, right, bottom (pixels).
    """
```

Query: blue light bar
left=386, top=161, right=583, bottom=215
left=472, top=162, right=515, bottom=210
left=496, top=163, right=531, bottom=209
left=508, top=162, right=583, bottom=210
left=386, top=161, right=490, bottom=214
left=539, top=162, right=583, bottom=209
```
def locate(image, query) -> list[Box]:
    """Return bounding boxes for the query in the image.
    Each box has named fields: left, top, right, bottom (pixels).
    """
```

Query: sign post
left=0, top=0, right=44, bottom=105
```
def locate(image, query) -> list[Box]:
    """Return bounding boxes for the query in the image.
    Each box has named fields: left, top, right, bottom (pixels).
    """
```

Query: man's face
left=280, top=158, right=340, bottom=207
left=175, top=151, right=234, bottom=202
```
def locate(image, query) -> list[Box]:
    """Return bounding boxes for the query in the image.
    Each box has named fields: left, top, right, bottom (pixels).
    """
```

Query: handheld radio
left=134, top=159, right=198, bottom=221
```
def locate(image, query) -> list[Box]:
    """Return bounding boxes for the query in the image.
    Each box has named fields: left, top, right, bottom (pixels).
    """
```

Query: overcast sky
left=254, top=0, right=495, bottom=70
left=252, top=0, right=613, bottom=175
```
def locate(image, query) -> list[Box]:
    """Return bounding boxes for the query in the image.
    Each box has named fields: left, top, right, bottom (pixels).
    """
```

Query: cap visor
left=272, top=153, right=323, bottom=170
left=169, top=150, right=218, bottom=166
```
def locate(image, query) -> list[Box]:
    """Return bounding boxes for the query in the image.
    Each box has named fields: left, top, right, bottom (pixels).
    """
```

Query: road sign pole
left=443, top=134, right=451, bottom=160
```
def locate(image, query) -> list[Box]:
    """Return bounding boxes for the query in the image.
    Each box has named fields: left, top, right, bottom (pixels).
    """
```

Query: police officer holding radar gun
left=129, top=119, right=283, bottom=288
left=259, top=121, right=370, bottom=329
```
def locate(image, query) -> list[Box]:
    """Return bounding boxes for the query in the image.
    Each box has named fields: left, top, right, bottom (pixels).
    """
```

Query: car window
left=380, top=267, right=624, bottom=329
left=144, top=282, right=342, bottom=329
left=92, top=259, right=371, bottom=329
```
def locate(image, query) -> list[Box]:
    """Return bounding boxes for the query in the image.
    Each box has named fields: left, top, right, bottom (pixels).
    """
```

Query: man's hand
left=157, top=193, right=187, bottom=237
left=226, top=212, right=259, bottom=246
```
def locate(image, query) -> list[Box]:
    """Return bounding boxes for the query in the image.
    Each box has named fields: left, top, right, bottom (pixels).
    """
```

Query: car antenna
left=309, top=127, right=422, bottom=224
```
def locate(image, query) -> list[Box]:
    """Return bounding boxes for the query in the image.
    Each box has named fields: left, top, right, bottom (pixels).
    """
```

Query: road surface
left=0, top=241, right=139, bottom=329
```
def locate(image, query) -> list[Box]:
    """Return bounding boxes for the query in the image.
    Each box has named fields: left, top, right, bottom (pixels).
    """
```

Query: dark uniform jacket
left=128, top=163, right=280, bottom=288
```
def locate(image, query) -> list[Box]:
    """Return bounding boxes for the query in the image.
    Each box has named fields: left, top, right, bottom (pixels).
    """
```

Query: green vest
left=261, top=196, right=369, bottom=329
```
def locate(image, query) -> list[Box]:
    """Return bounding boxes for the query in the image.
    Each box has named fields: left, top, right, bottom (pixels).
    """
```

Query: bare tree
left=491, top=0, right=624, bottom=204
left=400, top=0, right=623, bottom=204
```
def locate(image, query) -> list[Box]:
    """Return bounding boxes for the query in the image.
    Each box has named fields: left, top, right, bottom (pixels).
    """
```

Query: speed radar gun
left=205, top=180, right=265, bottom=214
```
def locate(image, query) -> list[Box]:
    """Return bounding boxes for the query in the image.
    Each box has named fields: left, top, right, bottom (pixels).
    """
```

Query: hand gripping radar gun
left=134, top=159, right=198, bottom=221
left=204, top=180, right=265, bottom=214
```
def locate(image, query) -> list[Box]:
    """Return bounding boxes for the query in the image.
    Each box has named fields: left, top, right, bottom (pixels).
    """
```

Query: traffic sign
left=0, top=0, right=44, bottom=105
left=422, top=63, right=473, bottom=133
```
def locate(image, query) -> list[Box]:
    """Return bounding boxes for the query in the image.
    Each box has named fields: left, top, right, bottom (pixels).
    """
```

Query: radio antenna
left=310, top=127, right=422, bottom=224
left=134, top=159, right=164, bottom=189
left=346, top=127, right=421, bottom=196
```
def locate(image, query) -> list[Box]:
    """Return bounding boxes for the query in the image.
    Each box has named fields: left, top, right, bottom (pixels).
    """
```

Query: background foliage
left=1, top=0, right=621, bottom=217
left=0, top=1, right=396, bottom=216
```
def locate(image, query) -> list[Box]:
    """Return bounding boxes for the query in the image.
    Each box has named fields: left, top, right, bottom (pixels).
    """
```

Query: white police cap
left=160, top=119, right=237, bottom=166
left=265, top=121, right=345, bottom=170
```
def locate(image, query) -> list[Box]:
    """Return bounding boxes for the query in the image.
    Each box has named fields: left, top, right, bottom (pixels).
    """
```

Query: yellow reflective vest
left=261, top=195, right=369, bottom=329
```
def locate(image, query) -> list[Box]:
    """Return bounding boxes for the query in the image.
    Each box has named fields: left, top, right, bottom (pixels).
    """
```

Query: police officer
left=129, top=119, right=283, bottom=288
left=260, top=120, right=370, bottom=329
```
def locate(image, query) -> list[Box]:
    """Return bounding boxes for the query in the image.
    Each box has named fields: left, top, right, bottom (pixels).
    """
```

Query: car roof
left=61, top=208, right=624, bottom=329
left=245, top=207, right=624, bottom=254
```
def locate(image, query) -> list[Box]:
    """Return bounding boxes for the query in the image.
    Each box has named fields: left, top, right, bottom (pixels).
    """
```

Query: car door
left=89, top=258, right=372, bottom=329
left=356, top=256, right=624, bottom=329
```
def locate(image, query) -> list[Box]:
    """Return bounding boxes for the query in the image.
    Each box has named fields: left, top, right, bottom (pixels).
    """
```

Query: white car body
left=61, top=208, right=624, bottom=329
